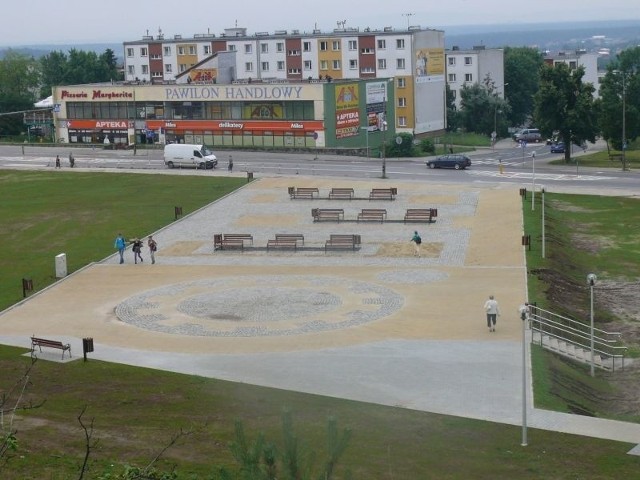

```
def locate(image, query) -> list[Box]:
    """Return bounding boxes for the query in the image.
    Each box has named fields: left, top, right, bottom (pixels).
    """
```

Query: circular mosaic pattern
left=376, top=269, right=449, bottom=284
left=115, top=275, right=403, bottom=337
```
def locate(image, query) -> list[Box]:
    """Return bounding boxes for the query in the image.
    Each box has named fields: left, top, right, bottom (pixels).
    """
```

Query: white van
left=163, top=144, right=218, bottom=169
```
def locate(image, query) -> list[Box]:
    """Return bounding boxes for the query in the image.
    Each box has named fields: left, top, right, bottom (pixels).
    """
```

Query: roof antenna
left=402, top=13, right=414, bottom=29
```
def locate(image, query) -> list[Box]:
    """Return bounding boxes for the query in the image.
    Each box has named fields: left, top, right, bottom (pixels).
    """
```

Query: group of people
left=54, top=153, right=75, bottom=168
left=114, top=233, right=158, bottom=265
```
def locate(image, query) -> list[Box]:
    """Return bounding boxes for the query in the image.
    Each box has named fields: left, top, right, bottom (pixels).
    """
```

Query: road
left=0, top=141, right=637, bottom=195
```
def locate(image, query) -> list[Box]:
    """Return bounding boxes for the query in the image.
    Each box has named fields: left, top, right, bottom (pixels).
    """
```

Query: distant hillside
left=0, top=43, right=122, bottom=61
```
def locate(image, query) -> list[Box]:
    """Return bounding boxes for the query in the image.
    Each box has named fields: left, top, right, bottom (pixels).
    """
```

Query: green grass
left=2, top=345, right=640, bottom=479
left=0, top=171, right=246, bottom=310
left=549, top=149, right=639, bottom=168
left=438, top=131, right=492, bottom=147
left=523, top=191, right=640, bottom=416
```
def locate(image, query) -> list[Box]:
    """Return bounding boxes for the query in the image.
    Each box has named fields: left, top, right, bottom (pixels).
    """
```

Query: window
left=228, top=45, right=236, bottom=52
left=398, top=97, right=407, bottom=107
left=332, top=40, right=340, bottom=51
left=448, top=57, right=456, bottom=66
left=464, top=56, right=472, bottom=65
left=140, top=47, right=148, bottom=57
left=152, top=71, right=162, bottom=78
left=332, top=59, right=341, bottom=69
left=179, top=64, right=187, bottom=73
left=348, top=40, right=357, bottom=50
left=396, top=58, right=406, bottom=69
left=398, top=116, right=407, bottom=127
left=451, top=90, right=457, bottom=99
left=288, top=49, right=301, bottom=56
left=397, top=78, right=406, bottom=88
left=465, top=73, right=473, bottom=82
left=245, top=44, right=252, bottom=54
left=141, top=65, right=149, bottom=74
left=377, top=39, right=386, bottom=49
left=303, top=41, right=312, bottom=52
left=150, top=54, right=161, bottom=60
left=361, top=47, right=373, bottom=54
left=349, top=59, right=358, bottom=70
left=320, top=60, right=328, bottom=70
left=361, top=67, right=375, bottom=74
left=204, top=45, right=211, bottom=55
left=288, top=67, right=301, bottom=74
left=189, top=46, right=196, bottom=55
left=261, top=61, right=269, bottom=71
left=569, top=61, right=577, bottom=69
left=164, top=46, right=171, bottom=56
left=261, top=43, right=268, bottom=53
left=245, top=62, right=253, bottom=72
left=165, top=64, right=173, bottom=73
left=448, top=73, right=456, bottom=82
left=396, top=39, right=405, bottom=49
left=277, top=61, right=285, bottom=71
left=378, top=59, right=387, bottom=69
left=304, top=60, right=312, bottom=70
left=276, top=42, right=284, bottom=52
left=127, top=65, right=135, bottom=75
left=178, top=46, right=185, bottom=55
left=126, top=47, right=134, bottom=57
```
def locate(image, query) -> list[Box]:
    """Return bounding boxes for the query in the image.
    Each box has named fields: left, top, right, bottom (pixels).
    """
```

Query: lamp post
left=360, top=126, right=370, bottom=162
left=587, top=273, right=597, bottom=377
left=518, top=304, right=529, bottom=447
left=541, top=185, right=545, bottom=259
left=622, top=73, right=627, bottom=171
left=491, top=82, right=508, bottom=150
left=531, top=151, right=536, bottom=211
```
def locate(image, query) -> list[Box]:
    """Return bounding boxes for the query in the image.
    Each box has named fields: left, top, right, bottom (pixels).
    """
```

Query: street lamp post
left=360, top=126, right=370, bottom=162
left=588, top=274, right=597, bottom=377
left=531, top=151, right=536, bottom=211
left=519, top=304, right=529, bottom=447
left=541, top=185, right=545, bottom=259
left=622, top=73, right=627, bottom=171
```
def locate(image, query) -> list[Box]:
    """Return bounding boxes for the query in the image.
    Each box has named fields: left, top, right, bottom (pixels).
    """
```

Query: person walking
left=147, top=235, right=157, bottom=264
left=410, top=230, right=422, bottom=257
left=55, top=155, right=61, bottom=168
left=484, top=295, right=500, bottom=332
left=131, top=238, right=144, bottom=264
left=228, top=155, right=233, bottom=172
left=114, top=233, right=126, bottom=264
left=69, top=152, right=75, bottom=168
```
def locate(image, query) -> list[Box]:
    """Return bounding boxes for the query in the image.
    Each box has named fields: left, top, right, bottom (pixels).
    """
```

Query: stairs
left=532, top=330, right=617, bottom=372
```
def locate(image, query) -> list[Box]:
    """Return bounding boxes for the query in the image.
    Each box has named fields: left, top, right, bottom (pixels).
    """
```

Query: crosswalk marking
left=468, top=170, right=615, bottom=181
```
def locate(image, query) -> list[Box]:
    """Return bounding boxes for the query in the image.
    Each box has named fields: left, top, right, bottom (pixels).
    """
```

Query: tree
left=0, top=50, right=40, bottom=134
left=504, top=47, right=544, bottom=127
left=459, top=76, right=510, bottom=137
left=596, top=47, right=640, bottom=151
left=534, top=63, right=598, bottom=162
left=445, top=83, right=460, bottom=132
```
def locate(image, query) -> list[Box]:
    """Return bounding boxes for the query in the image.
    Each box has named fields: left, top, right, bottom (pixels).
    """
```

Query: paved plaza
left=1, top=174, right=640, bottom=451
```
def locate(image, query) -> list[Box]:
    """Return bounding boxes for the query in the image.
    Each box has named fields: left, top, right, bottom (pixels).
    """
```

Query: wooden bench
left=328, top=188, right=355, bottom=200
left=609, top=154, right=624, bottom=163
left=289, top=187, right=320, bottom=199
left=31, top=336, right=72, bottom=360
left=357, top=208, right=387, bottom=223
left=275, top=234, right=305, bottom=246
left=267, top=238, right=298, bottom=251
left=369, top=188, right=397, bottom=201
left=312, top=208, right=344, bottom=222
left=214, top=234, right=252, bottom=251
left=404, top=209, right=435, bottom=223
left=325, top=234, right=361, bottom=252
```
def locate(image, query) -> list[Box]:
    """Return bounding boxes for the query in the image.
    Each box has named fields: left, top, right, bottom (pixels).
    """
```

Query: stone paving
left=1, top=173, right=640, bottom=452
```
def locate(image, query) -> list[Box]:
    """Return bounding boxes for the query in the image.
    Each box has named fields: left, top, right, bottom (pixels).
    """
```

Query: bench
left=267, top=238, right=298, bottom=251
left=289, top=187, right=320, bottom=199
left=328, top=188, right=355, bottom=200
left=357, top=208, right=387, bottom=223
left=404, top=208, right=435, bottom=223
left=31, top=336, right=72, bottom=360
left=214, top=233, right=252, bottom=251
left=275, top=234, right=305, bottom=246
left=325, top=234, right=361, bottom=252
left=312, top=208, right=344, bottom=222
left=609, top=154, right=624, bottom=163
left=369, top=188, right=397, bottom=201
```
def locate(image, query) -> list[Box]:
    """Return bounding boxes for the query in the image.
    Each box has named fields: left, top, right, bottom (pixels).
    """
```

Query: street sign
left=491, top=131, right=496, bottom=139
left=395, top=136, right=402, bottom=145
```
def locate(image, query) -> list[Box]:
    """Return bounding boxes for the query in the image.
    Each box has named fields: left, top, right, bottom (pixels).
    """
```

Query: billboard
left=335, top=83, right=360, bottom=139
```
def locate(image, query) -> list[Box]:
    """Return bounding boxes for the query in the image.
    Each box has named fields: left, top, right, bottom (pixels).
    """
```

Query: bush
left=419, top=139, right=435, bottom=154
left=384, top=133, right=415, bottom=157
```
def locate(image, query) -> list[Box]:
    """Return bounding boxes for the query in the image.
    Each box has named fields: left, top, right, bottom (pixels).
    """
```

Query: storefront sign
left=66, top=120, right=133, bottom=129
left=60, top=90, right=134, bottom=100
left=164, top=85, right=304, bottom=101
left=145, top=119, right=323, bottom=132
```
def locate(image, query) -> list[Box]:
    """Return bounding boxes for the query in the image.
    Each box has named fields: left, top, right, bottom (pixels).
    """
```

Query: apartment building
left=123, top=25, right=446, bottom=137
left=445, top=46, right=505, bottom=109
left=543, top=51, right=599, bottom=97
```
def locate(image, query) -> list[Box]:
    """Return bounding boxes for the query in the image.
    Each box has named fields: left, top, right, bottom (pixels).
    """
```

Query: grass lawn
left=1, top=171, right=640, bottom=478
left=2, top=345, right=640, bottom=479
left=549, top=149, right=639, bottom=169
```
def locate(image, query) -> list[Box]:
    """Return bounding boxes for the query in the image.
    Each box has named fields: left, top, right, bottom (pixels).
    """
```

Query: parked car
left=426, top=154, right=471, bottom=170
left=513, top=128, right=542, bottom=143
left=550, top=142, right=565, bottom=153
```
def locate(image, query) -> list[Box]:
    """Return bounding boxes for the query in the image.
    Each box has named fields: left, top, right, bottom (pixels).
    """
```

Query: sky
left=2, top=0, right=639, bottom=46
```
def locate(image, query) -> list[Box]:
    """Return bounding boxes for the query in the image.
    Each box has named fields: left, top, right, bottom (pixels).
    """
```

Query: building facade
left=543, top=51, right=599, bottom=98
left=123, top=26, right=445, bottom=138
left=445, top=46, right=505, bottom=109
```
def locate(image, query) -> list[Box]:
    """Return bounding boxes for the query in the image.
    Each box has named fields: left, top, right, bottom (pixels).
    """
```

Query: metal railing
left=528, top=305, right=627, bottom=372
